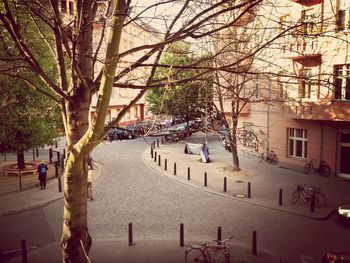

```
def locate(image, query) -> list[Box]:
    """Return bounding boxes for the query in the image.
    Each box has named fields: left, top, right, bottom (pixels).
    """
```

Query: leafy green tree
left=147, top=42, right=212, bottom=122
left=0, top=77, right=62, bottom=168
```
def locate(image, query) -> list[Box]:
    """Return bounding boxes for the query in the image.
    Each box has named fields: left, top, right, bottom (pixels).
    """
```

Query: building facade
left=60, top=0, right=160, bottom=127
left=216, top=0, right=350, bottom=179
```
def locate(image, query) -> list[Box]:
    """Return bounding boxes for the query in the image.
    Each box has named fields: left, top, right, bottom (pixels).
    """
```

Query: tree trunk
left=230, top=115, right=241, bottom=171
left=60, top=97, right=94, bottom=262
left=60, top=1, right=128, bottom=261
left=17, top=150, right=25, bottom=169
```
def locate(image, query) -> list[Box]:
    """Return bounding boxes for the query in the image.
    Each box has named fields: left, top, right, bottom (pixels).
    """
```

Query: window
left=280, top=14, right=292, bottom=32
left=337, top=0, right=350, bottom=31
left=334, top=64, right=350, bottom=100
left=299, top=68, right=315, bottom=99
left=69, top=1, right=73, bottom=15
left=301, top=9, right=322, bottom=35
left=61, top=0, right=67, bottom=13
left=134, top=106, right=138, bottom=118
left=288, top=128, right=307, bottom=158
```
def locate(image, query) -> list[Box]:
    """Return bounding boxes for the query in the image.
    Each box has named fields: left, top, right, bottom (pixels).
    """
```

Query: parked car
left=338, top=202, right=350, bottom=226
left=126, top=124, right=144, bottom=136
left=168, top=123, right=192, bottom=140
left=107, top=127, right=135, bottom=140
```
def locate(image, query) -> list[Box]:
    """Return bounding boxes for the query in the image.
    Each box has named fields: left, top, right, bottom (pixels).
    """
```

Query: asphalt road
left=1, top=137, right=349, bottom=262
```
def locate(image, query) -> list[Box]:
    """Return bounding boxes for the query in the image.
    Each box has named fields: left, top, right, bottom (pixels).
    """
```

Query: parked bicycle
left=291, top=184, right=326, bottom=208
left=185, top=237, right=232, bottom=263
left=304, top=159, right=331, bottom=177
left=259, top=150, right=278, bottom=164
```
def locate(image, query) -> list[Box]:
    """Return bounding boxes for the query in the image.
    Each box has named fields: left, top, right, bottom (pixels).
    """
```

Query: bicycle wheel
left=304, top=163, right=312, bottom=174
left=185, top=247, right=207, bottom=263
left=291, top=190, right=300, bottom=204
left=319, top=165, right=331, bottom=177
left=315, top=193, right=326, bottom=208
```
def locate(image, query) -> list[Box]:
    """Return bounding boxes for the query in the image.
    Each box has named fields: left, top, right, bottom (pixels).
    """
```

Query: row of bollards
left=148, top=141, right=318, bottom=212
left=127, top=223, right=259, bottom=257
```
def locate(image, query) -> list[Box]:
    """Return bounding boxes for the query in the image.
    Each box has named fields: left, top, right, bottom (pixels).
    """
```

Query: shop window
left=287, top=128, right=308, bottom=158
left=337, top=0, right=350, bottom=31
left=334, top=64, right=350, bottom=100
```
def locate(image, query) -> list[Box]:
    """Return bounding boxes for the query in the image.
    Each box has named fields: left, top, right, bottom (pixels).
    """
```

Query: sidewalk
left=6, top=240, right=280, bottom=263
left=144, top=132, right=350, bottom=220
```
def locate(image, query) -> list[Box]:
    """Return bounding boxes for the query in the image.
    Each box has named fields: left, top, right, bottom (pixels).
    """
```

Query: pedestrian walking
left=87, top=165, right=94, bottom=201
left=37, top=160, right=48, bottom=190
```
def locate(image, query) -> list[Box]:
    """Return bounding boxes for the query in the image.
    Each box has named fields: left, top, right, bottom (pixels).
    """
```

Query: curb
left=0, top=162, right=103, bottom=217
left=0, top=195, right=63, bottom=217
left=142, top=148, right=336, bottom=221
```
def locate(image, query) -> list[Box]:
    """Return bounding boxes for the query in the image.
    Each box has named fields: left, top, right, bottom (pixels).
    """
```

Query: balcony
left=290, top=54, right=321, bottom=67
left=287, top=101, right=350, bottom=121
left=290, top=0, right=322, bottom=7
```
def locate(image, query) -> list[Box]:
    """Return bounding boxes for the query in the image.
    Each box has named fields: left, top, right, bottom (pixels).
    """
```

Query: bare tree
left=0, top=0, right=273, bottom=261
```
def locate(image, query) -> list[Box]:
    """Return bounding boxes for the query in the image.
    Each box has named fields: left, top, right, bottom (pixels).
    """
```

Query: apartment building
left=216, top=0, right=350, bottom=178
left=60, top=1, right=160, bottom=126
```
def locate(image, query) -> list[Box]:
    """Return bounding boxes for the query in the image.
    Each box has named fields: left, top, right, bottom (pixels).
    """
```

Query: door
left=339, top=132, right=350, bottom=179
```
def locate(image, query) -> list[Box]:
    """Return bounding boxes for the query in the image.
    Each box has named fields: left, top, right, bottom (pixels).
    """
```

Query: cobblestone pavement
left=1, top=133, right=350, bottom=263
left=42, top=134, right=350, bottom=262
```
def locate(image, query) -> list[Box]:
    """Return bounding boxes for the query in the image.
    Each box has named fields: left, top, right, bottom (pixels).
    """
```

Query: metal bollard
left=55, top=161, right=58, bottom=177
left=21, top=239, right=28, bottom=263
left=36, top=147, right=39, bottom=157
left=180, top=223, right=184, bottom=247
left=57, top=151, right=60, bottom=164
left=224, top=177, right=227, bottom=192
left=217, top=226, right=222, bottom=244
left=19, top=170, right=22, bottom=190
left=158, top=155, right=161, bottom=166
left=128, top=223, right=133, bottom=246
left=32, top=148, right=35, bottom=161
left=154, top=151, right=157, bottom=162
left=157, top=139, right=159, bottom=147
left=310, top=193, right=315, bottom=212
left=279, top=189, right=283, bottom=206
left=187, top=167, right=190, bottom=180
left=174, top=163, right=177, bottom=175
left=252, top=231, right=257, bottom=256
left=151, top=147, right=154, bottom=158
left=248, top=182, right=251, bottom=198
left=49, top=148, right=53, bottom=163
left=165, top=158, right=167, bottom=171
left=204, top=172, right=207, bottom=187
left=58, top=177, right=62, bottom=192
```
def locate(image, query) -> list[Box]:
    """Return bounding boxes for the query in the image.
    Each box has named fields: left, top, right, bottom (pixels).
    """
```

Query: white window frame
left=288, top=128, right=308, bottom=158
left=334, top=64, right=350, bottom=100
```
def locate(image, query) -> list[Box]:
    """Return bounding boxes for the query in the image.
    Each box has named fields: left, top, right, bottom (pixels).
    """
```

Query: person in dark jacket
left=37, top=160, right=48, bottom=190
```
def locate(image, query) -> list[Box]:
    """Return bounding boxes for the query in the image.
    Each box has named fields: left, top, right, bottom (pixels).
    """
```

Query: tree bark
left=17, top=150, right=25, bottom=169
